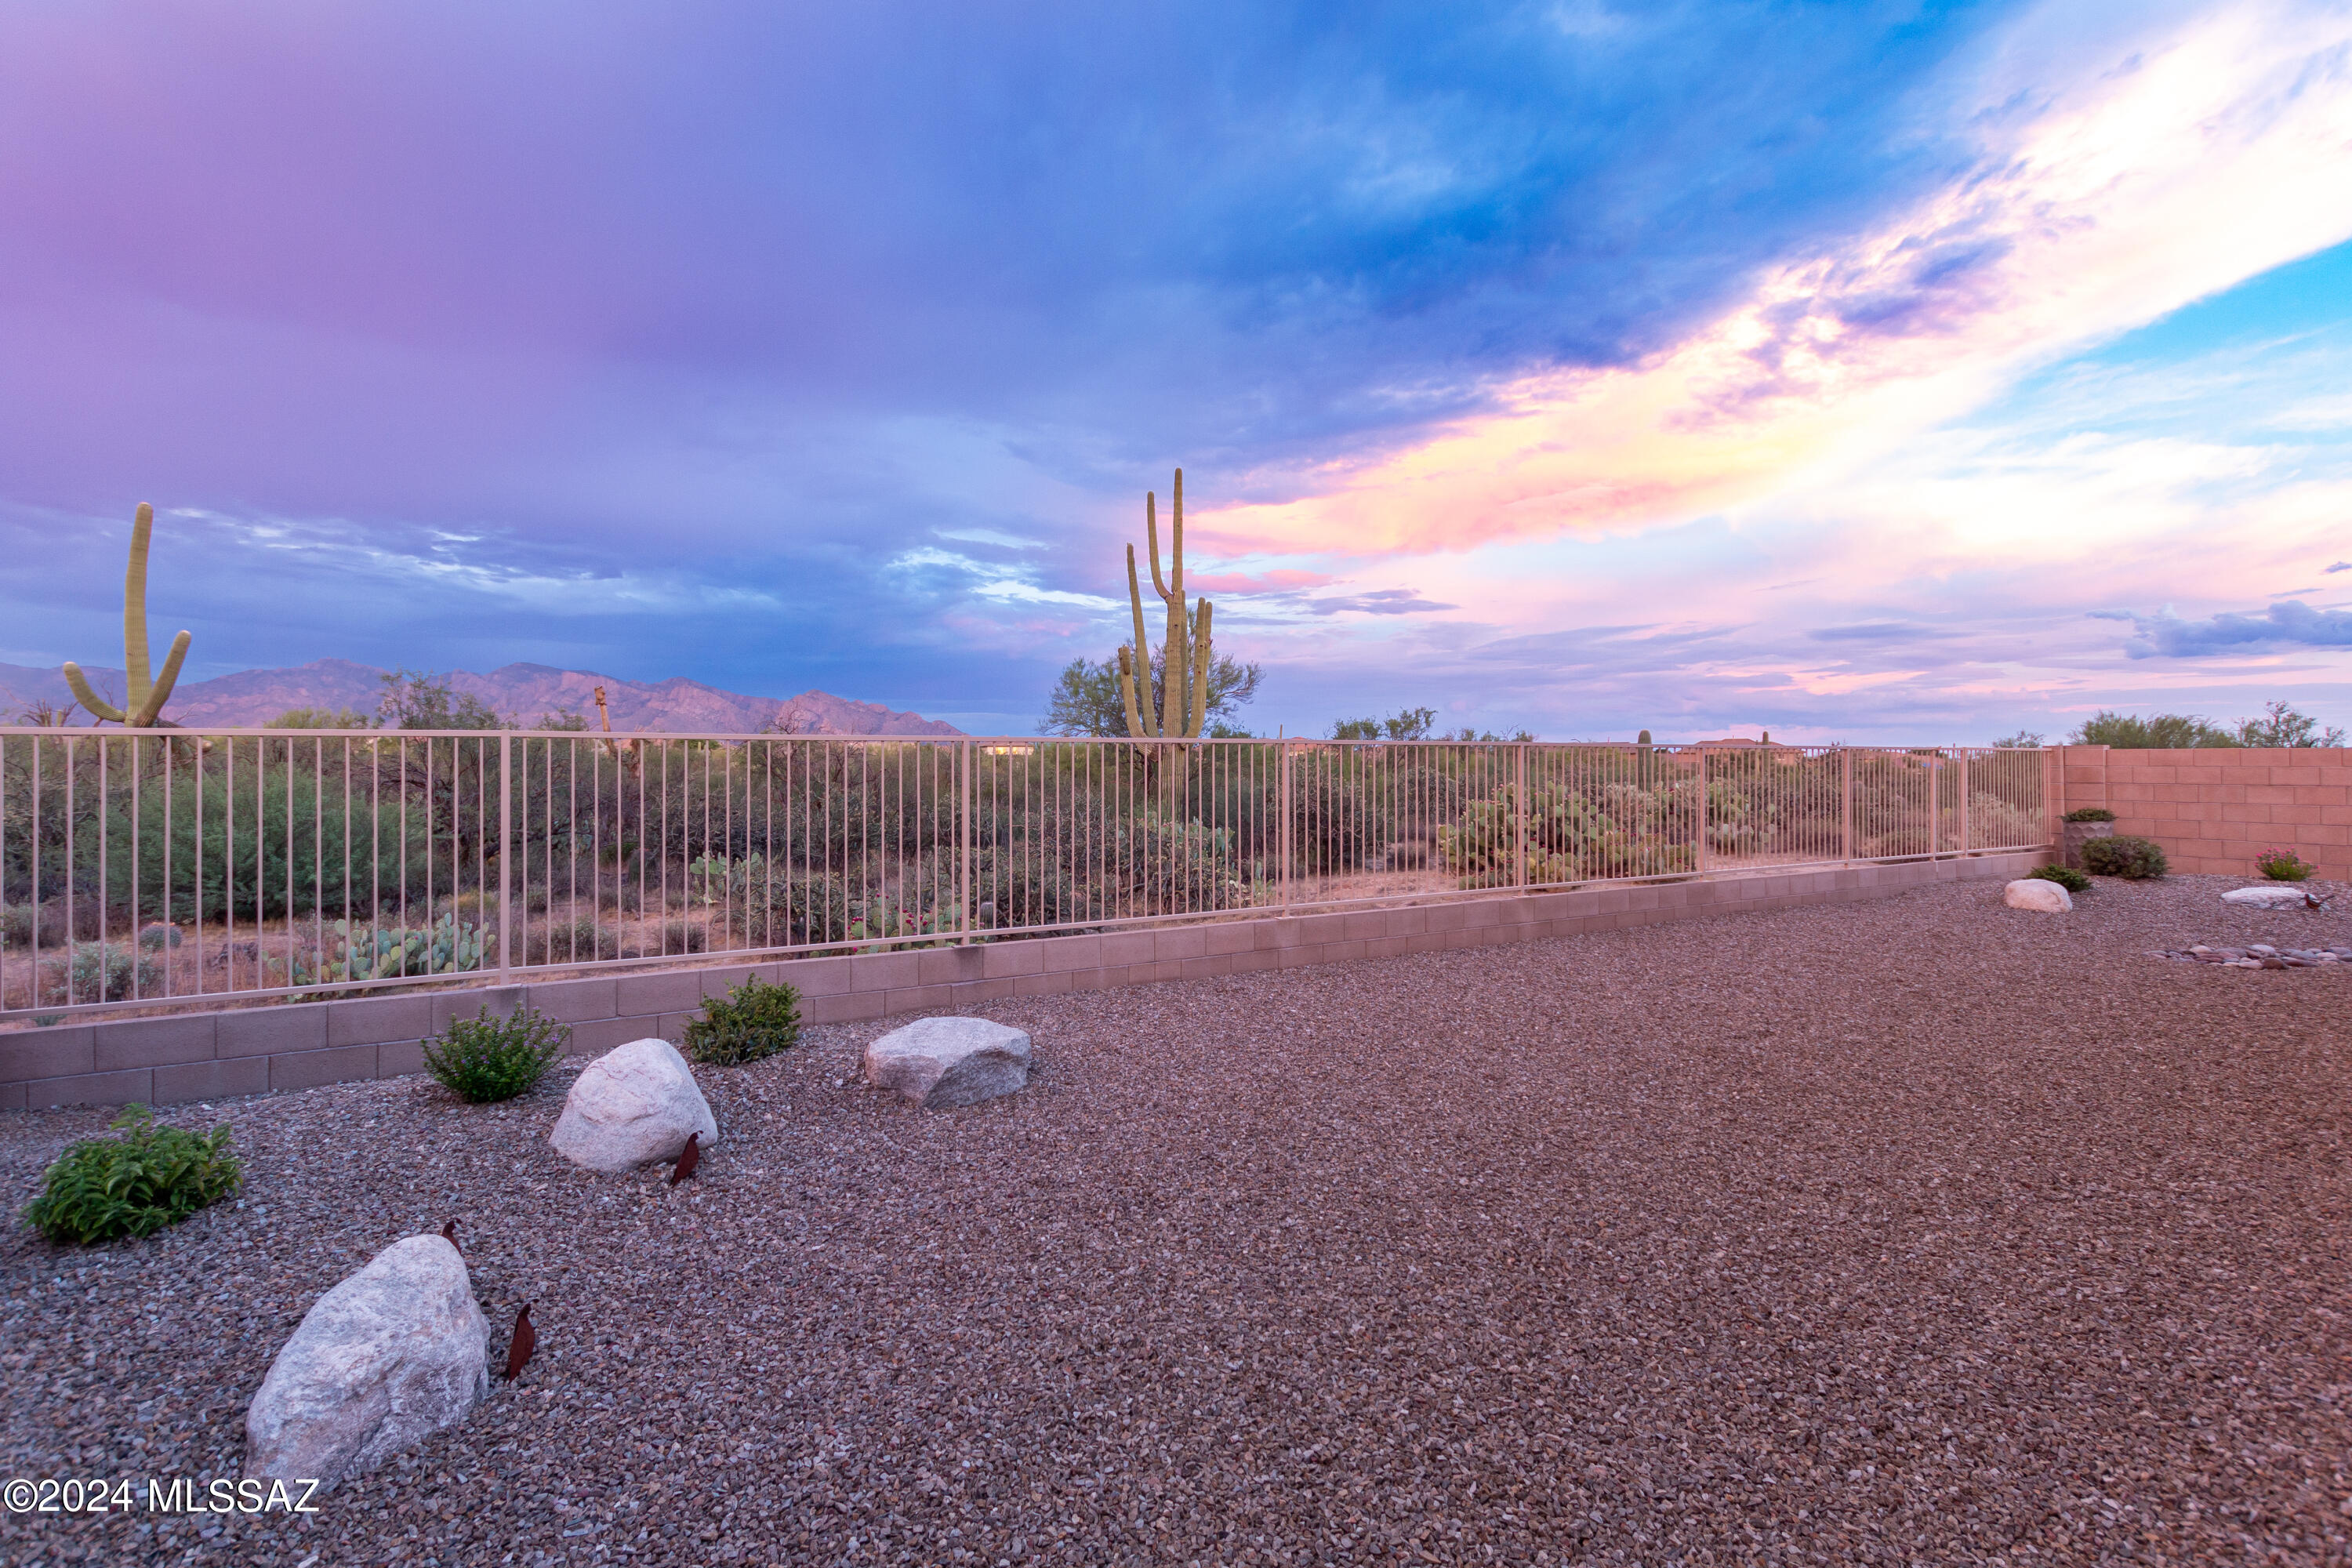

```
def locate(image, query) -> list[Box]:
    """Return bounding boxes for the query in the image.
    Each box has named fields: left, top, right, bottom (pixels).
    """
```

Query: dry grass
left=2, top=871, right=2348, bottom=1565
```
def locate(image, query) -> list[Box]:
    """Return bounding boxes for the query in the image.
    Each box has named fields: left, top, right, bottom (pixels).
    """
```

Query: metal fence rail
left=0, top=728, right=2049, bottom=1018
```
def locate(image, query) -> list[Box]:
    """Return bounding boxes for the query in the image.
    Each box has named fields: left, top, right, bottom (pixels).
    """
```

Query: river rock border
left=2155, top=943, right=2352, bottom=968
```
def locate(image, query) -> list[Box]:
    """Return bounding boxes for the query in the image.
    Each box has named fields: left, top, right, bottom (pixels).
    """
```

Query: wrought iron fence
left=0, top=729, right=2049, bottom=1017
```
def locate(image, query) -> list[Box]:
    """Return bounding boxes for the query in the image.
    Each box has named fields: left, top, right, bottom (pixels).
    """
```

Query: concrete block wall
left=1, top=850, right=2045, bottom=1110
left=2056, top=745, right=2352, bottom=880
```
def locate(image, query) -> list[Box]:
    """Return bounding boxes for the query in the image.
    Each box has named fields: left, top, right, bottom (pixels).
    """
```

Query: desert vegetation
left=1, top=717, right=2048, bottom=1011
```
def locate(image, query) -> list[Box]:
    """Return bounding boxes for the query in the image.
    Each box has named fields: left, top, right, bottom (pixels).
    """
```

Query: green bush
left=422, top=1004, right=570, bottom=1102
left=2256, top=846, right=2316, bottom=881
left=68, top=942, right=163, bottom=1003
left=2027, top=864, right=2091, bottom=893
left=24, top=1106, right=241, bottom=1245
left=2082, top=835, right=2168, bottom=879
left=684, top=977, right=802, bottom=1066
left=2062, top=807, right=2117, bottom=822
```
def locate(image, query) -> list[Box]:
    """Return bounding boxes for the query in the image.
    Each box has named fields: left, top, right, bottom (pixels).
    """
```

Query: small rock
left=2221, top=885, right=2314, bottom=908
left=550, top=1039, right=718, bottom=1172
left=245, top=1234, right=488, bottom=1488
left=2002, top=879, right=2071, bottom=913
left=865, top=1017, right=1033, bottom=1109
left=2249, top=945, right=2278, bottom=956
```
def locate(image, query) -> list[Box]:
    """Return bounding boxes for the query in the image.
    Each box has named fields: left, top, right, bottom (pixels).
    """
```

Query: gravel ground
left=2, top=871, right=2349, bottom=1567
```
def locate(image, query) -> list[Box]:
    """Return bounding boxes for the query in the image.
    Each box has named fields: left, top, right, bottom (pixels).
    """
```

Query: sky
left=2, top=0, right=2349, bottom=742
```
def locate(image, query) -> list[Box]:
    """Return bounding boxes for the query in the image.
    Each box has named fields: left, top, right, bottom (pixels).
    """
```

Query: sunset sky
left=3, top=0, right=2349, bottom=740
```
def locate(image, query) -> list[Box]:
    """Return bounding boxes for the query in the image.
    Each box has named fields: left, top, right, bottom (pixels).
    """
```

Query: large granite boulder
left=245, top=1234, right=488, bottom=1487
left=550, top=1038, right=718, bottom=1172
left=2003, top=878, right=2072, bottom=913
left=2222, top=884, right=2317, bottom=909
left=864, top=1018, right=1032, bottom=1109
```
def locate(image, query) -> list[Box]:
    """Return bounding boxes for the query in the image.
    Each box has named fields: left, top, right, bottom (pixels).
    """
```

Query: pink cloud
left=1185, top=569, right=1335, bottom=593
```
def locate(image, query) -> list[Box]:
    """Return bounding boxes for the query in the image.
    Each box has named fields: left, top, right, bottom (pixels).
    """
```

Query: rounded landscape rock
left=2220, top=884, right=2316, bottom=908
left=864, top=1016, right=1033, bottom=1109
left=244, top=1233, right=488, bottom=1488
left=2002, top=878, right=2072, bottom=913
left=550, top=1037, right=719, bottom=1172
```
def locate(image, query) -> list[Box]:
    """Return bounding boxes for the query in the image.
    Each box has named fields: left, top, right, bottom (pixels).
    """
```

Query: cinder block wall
left=2056, top=745, right=2352, bottom=880
left=2, top=851, right=2045, bottom=1111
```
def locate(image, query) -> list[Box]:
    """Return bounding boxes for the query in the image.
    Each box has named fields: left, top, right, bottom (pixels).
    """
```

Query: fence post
left=1695, top=746, right=1710, bottom=874
left=498, top=732, right=512, bottom=982
left=1958, top=746, right=1969, bottom=855
left=959, top=739, right=974, bottom=945
left=1514, top=742, right=1529, bottom=887
left=1839, top=747, right=1853, bottom=862
left=1278, top=739, right=1293, bottom=911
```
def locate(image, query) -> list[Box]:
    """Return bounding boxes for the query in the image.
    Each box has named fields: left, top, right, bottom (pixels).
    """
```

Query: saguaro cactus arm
left=64, top=503, right=192, bottom=727
left=1118, top=645, right=1152, bottom=739
left=1121, top=546, right=1160, bottom=737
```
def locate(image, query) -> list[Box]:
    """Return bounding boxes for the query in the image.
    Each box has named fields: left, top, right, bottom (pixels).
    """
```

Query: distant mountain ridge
left=0, top=658, right=963, bottom=736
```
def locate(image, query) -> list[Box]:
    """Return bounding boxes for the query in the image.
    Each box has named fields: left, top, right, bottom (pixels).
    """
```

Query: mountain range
left=0, top=658, right=963, bottom=735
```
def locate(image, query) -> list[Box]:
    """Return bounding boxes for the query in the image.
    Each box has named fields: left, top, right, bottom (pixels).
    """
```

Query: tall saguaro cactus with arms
left=64, top=503, right=192, bottom=727
left=1117, top=469, right=1216, bottom=739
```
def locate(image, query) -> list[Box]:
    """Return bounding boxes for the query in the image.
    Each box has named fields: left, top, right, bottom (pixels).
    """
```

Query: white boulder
left=2222, top=884, right=2316, bottom=909
left=245, top=1234, right=488, bottom=1487
left=864, top=1017, right=1032, bottom=1109
left=2003, top=878, right=2073, bottom=913
left=550, top=1038, right=717, bottom=1172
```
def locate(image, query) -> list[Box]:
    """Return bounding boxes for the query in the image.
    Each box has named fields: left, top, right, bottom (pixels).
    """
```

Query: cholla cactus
left=1117, top=470, right=1215, bottom=739
left=64, top=503, right=191, bottom=727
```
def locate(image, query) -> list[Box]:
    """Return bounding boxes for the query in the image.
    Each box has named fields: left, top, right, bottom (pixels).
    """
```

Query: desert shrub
left=523, top=917, right=619, bottom=966
left=0, top=899, right=105, bottom=950
left=2062, top=807, right=2117, bottom=823
left=2255, top=846, right=2316, bottom=881
left=969, top=847, right=1098, bottom=930
left=2082, top=835, right=2168, bottom=879
left=24, top=1105, right=242, bottom=1245
left=102, top=760, right=435, bottom=921
left=45, top=942, right=162, bottom=1005
left=1116, top=812, right=1247, bottom=913
left=1440, top=781, right=1696, bottom=888
left=659, top=918, right=709, bottom=954
left=2027, top=864, right=2091, bottom=893
left=683, top=977, right=802, bottom=1066
left=1964, top=791, right=2042, bottom=848
left=728, top=869, right=858, bottom=947
left=422, top=1004, right=570, bottom=1103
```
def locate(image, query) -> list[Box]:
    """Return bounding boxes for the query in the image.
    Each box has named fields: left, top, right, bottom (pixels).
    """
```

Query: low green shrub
left=2082, top=835, right=2168, bottom=879
left=2256, top=845, right=2316, bottom=881
left=2062, top=807, right=2117, bottom=822
left=660, top=918, right=708, bottom=954
left=2027, top=864, right=2091, bottom=893
left=67, top=942, right=162, bottom=1003
left=684, top=977, right=802, bottom=1066
left=24, top=1106, right=242, bottom=1245
left=422, top=1004, right=570, bottom=1102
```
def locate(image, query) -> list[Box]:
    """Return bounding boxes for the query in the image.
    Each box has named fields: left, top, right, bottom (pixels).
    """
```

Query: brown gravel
left=3, top=871, right=2350, bottom=1567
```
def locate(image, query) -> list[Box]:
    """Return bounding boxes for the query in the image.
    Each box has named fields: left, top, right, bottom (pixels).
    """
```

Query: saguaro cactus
left=1117, top=469, right=1216, bottom=739
left=64, top=503, right=191, bottom=728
